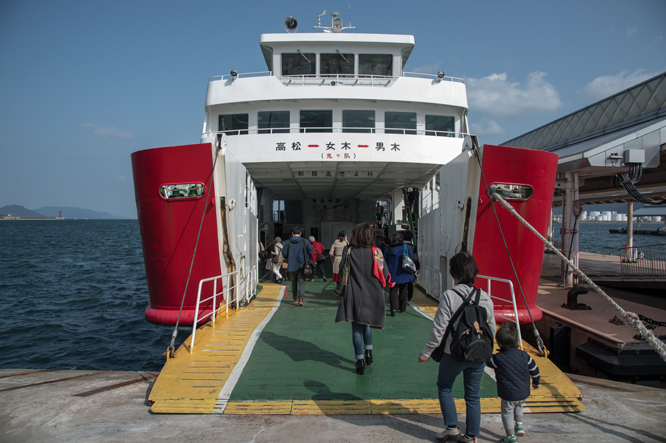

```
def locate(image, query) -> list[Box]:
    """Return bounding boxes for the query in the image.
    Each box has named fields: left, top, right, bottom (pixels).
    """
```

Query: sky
left=1, top=0, right=664, bottom=219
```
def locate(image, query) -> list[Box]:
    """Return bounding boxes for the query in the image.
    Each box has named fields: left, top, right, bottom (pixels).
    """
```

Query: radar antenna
left=313, top=8, right=357, bottom=33
left=315, top=10, right=326, bottom=28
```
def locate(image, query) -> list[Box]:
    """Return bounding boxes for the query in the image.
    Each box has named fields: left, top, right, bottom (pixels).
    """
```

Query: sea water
left=0, top=220, right=183, bottom=372
left=0, top=219, right=663, bottom=371
left=556, top=222, right=665, bottom=254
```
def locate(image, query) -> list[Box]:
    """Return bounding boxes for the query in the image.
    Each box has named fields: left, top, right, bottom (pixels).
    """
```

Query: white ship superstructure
left=200, top=13, right=470, bottom=244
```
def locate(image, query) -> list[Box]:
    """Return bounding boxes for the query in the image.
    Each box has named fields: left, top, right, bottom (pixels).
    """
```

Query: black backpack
left=431, top=286, right=494, bottom=363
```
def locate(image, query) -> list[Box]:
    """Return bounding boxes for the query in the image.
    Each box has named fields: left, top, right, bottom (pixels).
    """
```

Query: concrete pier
left=1, top=368, right=666, bottom=442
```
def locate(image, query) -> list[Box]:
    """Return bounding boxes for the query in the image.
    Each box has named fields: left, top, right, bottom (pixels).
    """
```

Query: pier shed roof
left=502, top=72, right=666, bottom=204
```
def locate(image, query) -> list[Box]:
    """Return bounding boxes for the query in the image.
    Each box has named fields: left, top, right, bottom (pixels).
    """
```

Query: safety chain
left=490, top=191, right=666, bottom=363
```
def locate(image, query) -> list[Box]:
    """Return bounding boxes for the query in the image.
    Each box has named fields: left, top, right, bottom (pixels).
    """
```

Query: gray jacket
left=422, top=283, right=496, bottom=357
left=335, top=247, right=389, bottom=329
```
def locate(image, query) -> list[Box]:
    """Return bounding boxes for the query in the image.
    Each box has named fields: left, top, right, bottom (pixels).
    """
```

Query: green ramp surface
left=229, top=279, right=497, bottom=401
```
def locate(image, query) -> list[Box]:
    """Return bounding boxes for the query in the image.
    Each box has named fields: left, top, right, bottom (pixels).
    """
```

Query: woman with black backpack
left=417, top=252, right=496, bottom=443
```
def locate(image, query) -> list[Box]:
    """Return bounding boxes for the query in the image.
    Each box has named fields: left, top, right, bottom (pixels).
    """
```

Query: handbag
left=334, top=247, right=352, bottom=296
left=402, top=244, right=416, bottom=274
left=301, top=238, right=315, bottom=277
left=317, top=253, right=326, bottom=263
left=272, top=255, right=279, bottom=264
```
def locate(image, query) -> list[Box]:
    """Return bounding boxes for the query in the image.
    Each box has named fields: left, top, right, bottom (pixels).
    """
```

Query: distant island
left=0, top=205, right=129, bottom=220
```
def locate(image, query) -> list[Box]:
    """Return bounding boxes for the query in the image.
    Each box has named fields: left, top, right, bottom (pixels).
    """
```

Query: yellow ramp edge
left=148, top=285, right=284, bottom=414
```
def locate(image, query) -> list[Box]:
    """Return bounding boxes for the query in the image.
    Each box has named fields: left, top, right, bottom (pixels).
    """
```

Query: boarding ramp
left=148, top=278, right=583, bottom=415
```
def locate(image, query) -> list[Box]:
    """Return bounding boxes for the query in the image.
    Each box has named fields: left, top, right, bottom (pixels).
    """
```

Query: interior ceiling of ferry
left=245, top=161, right=441, bottom=200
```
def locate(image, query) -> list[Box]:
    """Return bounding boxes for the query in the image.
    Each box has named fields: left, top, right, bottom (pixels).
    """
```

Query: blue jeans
left=351, top=322, right=372, bottom=359
left=317, top=262, right=326, bottom=278
left=437, top=352, right=485, bottom=436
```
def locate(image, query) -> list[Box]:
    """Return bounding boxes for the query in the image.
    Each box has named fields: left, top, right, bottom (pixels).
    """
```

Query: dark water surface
left=556, top=222, right=665, bottom=255
left=0, top=220, right=183, bottom=372
left=1, top=219, right=663, bottom=372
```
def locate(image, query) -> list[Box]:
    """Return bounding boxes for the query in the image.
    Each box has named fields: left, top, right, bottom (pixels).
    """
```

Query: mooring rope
left=490, top=190, right=666, bottom=363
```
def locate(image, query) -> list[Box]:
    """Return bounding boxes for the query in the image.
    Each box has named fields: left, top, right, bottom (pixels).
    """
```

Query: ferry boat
left=131, top=11, right=558, bottom=329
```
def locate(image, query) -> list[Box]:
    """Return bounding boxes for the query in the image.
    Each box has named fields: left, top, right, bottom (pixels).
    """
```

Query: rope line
left=490, top=191, right=666, bottom=363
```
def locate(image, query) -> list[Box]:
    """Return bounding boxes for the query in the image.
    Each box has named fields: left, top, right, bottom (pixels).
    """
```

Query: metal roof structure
left=502, top=72, right=666, bottom=204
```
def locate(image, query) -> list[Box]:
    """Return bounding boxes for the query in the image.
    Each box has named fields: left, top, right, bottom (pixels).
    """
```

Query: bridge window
left=385, top=112, right=416, bottom=135
left=320, top=53, right=354, bottom=76
left=426, top=115, right=455, bottom=137
left=258, top=111, right=290, bottom=134
left=490, top=184, right=533, bottom=201
left=219, top=114, right=248, bottom=135
left=343, top=110, right=375, bottom=133
left=300, top=110, right=332, bottom=133
left=282, top=52, right=316, bottom=76
left=359, top=54, right=392, bottom=76
left=159, top=183, right=205, bottom=200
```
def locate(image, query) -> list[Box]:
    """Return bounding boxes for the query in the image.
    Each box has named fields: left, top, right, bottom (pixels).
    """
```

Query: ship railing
left=476, top=274, right=522, bottom=347
left=402, top=72, right=465, bottom=83
left=208, top=71, right=464, bottom=84
left=423, top=270, right=522, bottom=348
left=189, top=266, right=259, bottom=351
left=619, top=243, right=666, bottom=280
left=209, top=71, right=272, bottom=81
left=203, top=128, right=467, bottom=138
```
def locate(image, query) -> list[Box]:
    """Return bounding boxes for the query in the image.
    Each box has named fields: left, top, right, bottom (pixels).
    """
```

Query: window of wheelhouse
left=282, top=52, right=316, bottom=76
left=343, top=110, right=375, bottom=133
left=426, top=115, right=455, bottom=137
left=258, top=111, right=290, bottom=134
left=300, top=110, right=332, bottom=133
left=385, top=112, right=416, bottom=135
left=219, top=114, right=248, bottom=135
left=359, top=54, right=392, bottom=77
left=320, top=53, right=354, bottom=77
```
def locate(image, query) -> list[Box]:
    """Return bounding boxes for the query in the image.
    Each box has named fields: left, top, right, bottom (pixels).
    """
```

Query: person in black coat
left=335, top=223, right=389, bottom=375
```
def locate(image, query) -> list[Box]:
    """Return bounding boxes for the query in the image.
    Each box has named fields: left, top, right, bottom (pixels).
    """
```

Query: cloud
left=655, top=35, right=663, bottom=43
left=626, top=26, right=637, bottom=37
left=81, top=123, right=134, bottom=140
left=578, top=69, right=661, bottom=102
left=116, top=176, right=126, bottom=182
left=465, top=72, right=563, bottom=119
left=470, top=119, right=506, bottom=136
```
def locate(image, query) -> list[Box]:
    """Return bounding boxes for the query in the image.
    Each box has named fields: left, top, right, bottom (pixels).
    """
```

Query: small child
left=487, top=323, right=540, bottom=443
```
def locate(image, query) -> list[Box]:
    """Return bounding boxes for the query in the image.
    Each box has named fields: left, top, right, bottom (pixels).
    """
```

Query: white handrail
left=476, top=274, right=522, bottom=348
left=201, top=128, right=469, bottom=138
left=189, top=266, right=258, bottom=351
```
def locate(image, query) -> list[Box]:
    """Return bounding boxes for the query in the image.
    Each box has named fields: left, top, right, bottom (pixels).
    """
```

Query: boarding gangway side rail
left=189, top=265, right=258, bottom=352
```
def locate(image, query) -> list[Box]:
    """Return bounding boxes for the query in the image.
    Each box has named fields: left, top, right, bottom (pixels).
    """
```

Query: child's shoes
left=499, top=436, right=517, bottom=443
left=515, top=422, right=525, bottom=437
